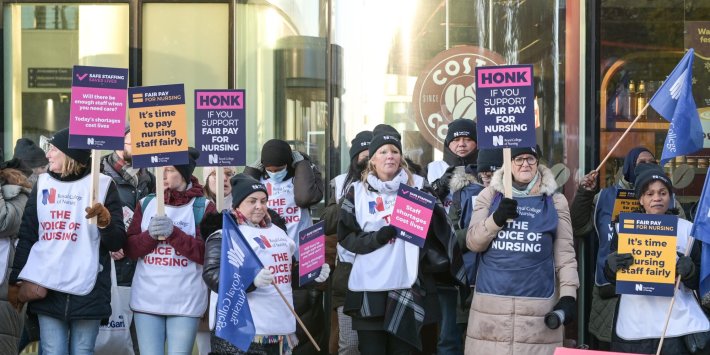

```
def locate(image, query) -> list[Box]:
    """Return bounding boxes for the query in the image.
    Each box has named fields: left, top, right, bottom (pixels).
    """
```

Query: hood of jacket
left=449, top=165, right=480, bottom=193
left=489, top=164, right=558, bottom=196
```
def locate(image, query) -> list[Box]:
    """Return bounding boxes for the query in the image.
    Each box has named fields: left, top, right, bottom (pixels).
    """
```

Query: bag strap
left=192, top=196, right=207, bottom=224
left=141, top=193, right=155, bottom=214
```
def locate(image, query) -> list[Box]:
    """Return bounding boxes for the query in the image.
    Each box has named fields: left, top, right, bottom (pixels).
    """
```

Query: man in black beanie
left=425, top=118, right=479, bottom=355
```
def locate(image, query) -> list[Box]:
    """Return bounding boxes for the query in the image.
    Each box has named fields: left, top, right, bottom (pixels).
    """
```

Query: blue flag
left=215, top=211, right=264, bottom=351
left=648, top=48, right=704, bottom=166
left=692, top=173, right=710, bottom=300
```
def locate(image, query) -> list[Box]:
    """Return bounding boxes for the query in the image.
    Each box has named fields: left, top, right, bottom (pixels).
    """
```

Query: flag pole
left=655, top=235, right=694, bottom=355
left=272, top=283, right=321, bottom=351
left=595, top=102, right=651, bottom=173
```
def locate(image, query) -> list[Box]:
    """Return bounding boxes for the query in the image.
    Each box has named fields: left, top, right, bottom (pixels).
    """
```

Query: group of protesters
left=0, top=117, right=708, bottom=355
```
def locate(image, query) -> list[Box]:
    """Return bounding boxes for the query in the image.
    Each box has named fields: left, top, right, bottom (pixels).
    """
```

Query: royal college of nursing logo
left=413, top=46, right=505, bottom=150
left=41, top=188, right=57, bottom=205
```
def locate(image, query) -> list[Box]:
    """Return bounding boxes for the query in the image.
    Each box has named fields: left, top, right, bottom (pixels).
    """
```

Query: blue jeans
left=437, top=287, right=464, bottom=355
left=37, top=314, right=100, bottom=355
left=133, top=312, right=199, bottom=355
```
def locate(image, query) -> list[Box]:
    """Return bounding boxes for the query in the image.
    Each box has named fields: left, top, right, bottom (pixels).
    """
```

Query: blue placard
left=475, top=64, right=536, bottom=149
left=194, top=90, right=246, bottom=166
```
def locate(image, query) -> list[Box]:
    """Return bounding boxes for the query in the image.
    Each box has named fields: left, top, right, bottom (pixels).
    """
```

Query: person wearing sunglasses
left=464, top=146, right=578, bottom=355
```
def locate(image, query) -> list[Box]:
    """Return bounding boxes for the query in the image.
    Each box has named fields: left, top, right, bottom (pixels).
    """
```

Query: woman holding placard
left=338, top=127, right=463, bottom=355
left=124, top=148, right=217, bottom=355
left=465, top=146, right=578, bottom=355
left=9, top=127, right=127, bottom=355
left=604, top=163, right=709, bottom=354
left=201, top=174, right=330, bottom=354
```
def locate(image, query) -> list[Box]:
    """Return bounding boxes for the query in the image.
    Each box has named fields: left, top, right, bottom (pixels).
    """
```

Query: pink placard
left=390, top=184, right=436, bottom=247
left=554, top=348, right=641, bottom=355
left=477, top=66, right=533, bottom=88
left=70, top=86, right=127, bottom=136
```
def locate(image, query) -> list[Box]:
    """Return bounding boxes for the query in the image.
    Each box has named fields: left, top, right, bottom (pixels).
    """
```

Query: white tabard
left=616, top=219, right=710, bottom=340
left=131, top=197, right=208, bottom=317
left=347, top=176, right=423, bottom=292
left=261, top=177, right=312, bottom=259
left=240, top=224, right=297, bottom=335
left=19, top=174, right=111, bottom=295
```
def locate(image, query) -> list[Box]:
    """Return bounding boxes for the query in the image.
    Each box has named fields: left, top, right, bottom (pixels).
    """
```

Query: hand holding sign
left=390, top=184, right=436, bottom=248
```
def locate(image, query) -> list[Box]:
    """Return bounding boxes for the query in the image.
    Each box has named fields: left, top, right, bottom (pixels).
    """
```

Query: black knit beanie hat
left=634, top=163, right=672, bottom=198
left=349, top=130, right=373, bottom=160
left=372, top=124, right=401, bottom=141
left=477, top=149, right=504, bottom=173
left=261, top=139, right=293, bottom=167
left=511, top=145, right=539, bottom=159
left=14, top=138, right=48, bottom=168
left=230, top=174, right=268, bottom=208
left=174, top=147, right=199, bottom=184
left=445, top=118, right=477, bottom=147
left=49, top=128, right=91, bottom=165
left=369, top=131, right=402, bottom=157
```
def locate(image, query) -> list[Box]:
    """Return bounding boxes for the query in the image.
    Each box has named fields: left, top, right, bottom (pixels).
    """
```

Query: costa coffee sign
left=413, top=46, right=505, bottom=150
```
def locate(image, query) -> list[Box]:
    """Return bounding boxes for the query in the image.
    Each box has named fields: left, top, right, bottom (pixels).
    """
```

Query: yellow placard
left=130, top=103, right=188, bottom=156
left=617, top=233, right=676, bottom=284
left=611, top=189, right=639, bottom=222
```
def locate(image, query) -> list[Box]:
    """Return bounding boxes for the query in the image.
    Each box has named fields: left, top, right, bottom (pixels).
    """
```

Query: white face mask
left=266, top=168, right=288, bottom=183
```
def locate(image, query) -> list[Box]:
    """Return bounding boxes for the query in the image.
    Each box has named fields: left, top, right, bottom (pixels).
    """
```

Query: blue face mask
left=267, top=168, right=288, bottom=183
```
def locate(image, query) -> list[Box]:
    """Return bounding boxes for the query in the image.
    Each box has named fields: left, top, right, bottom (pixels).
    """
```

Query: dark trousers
left=357, top=330, right=413, bottom=355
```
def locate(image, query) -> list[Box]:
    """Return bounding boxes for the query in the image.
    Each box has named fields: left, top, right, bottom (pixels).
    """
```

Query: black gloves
left=492, top=198, right=519, bottom=227
left=375, top=226, right=398, bottom=245
left=199, top=212, right=223, bottom=239
left=606, top=252, right=634, bottom=273
left=676, top=253, right=696, bottom=281
left=431, top=168, right=454, bottom=200
left=554, top=296, right=576, bottom=325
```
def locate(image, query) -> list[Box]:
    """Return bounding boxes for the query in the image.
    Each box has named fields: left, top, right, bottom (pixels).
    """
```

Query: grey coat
left=0, top=169, right=31, bottom=354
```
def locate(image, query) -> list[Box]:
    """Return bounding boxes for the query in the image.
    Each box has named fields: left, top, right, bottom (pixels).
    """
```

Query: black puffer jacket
left=10, top=169, right=126, bottom=321
left=100, top=153, right=154, bottom=286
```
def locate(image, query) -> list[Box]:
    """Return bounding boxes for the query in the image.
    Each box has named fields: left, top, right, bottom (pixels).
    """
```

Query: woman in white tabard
left=196, top=165, right=235, bottom=355
left=201, top=174, right=330, bottom=355
left=604, top=164, right=710, bottom=354
left=124, top=148, right=217, bottom=355
left=242, top=138, right=325, bottom=354
left=321, top=129, right=372, bottom=355
left=338, top=128, right=465, bottom=355
left=9, top=127, right=127, bottom=355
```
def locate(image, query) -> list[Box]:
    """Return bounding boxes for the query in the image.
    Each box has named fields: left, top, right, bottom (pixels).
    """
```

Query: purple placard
left=194, top=90, right=246, bottom=166
left=475, top=64, right=536, bottom=149
left=390, top=184, right=436, bottom=248
left=298, top=221, right=325, bottom=286
left=68, top=65, right=128, bottom=150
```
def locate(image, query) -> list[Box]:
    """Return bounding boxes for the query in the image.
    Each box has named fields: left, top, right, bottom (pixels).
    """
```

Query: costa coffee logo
left=413, top=46, right=505, bottom=150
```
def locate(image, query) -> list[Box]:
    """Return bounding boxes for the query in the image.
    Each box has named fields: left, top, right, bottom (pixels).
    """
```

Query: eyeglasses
left=513, top=156, right=538, bottom=166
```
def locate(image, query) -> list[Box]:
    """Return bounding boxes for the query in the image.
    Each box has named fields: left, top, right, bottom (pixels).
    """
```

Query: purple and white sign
left=68, top=65, right=128, bottom=150
left=298, top=221, right=325, bottom=286
left=194, top=90, right=246, bottom=166
left=390, top=184, right=436, bottom=248
left=475, top=64, right=536, bottom=149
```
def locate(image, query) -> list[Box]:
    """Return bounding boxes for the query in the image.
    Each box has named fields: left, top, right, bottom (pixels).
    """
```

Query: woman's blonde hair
left=360, top=147, right=414, bottom=187
left=60, top=155, right=87, bottom=178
